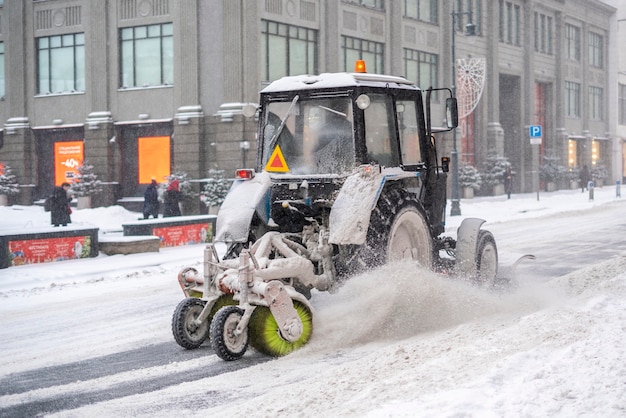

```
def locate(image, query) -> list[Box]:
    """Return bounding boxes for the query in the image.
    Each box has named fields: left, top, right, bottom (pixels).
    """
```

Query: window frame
left=261, top=20, right=318, bottom=83
left=341, top=35, right=384, bottom=74
left=36, top=32, right=85, bottom=95
left=588, top=32, right=603, bottom=68
left=119, top=22, right=173, bottom=89
left=565, top=23, right=581, bottom=62
left=565, top=81, right=581, bottom=118
left=588, top=86, right=603, bottom=121
left=403, top=48, right=438, bottom=98
left=619, top=83, right=626, bottom=126
left=404, top=0, right=438, bottom=24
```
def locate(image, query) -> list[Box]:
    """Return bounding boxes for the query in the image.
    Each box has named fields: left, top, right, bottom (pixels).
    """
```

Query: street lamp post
left=450, top=8, right=475, bottom=217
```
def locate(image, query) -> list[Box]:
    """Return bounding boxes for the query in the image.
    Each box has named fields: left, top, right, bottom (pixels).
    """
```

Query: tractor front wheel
left=210, top=306, right=249, bottom=361
left=474, top=230, right=498, bottom=287
left=171, top=298, right=209, bottom=349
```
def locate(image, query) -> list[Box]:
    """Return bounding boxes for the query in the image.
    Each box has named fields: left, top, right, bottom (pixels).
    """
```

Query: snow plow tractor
left=172, top=60, right=499, bottom=361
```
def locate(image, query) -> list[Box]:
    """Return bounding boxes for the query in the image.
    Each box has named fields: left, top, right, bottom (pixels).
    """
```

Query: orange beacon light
left=354, top=59, right=367, bottom=73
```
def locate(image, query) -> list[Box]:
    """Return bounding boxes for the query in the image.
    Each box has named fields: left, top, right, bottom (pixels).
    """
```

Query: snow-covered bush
left=69, top=162, right=103, bottom=197
left=591, top=163, right=608, bottom=181
left=459, top=162, right=482, bottom=191
left=0, top=164, right=20, bottom=196
left=539, top=152, right=566, bottom=184
left=480, top=150, right=511, bottom=192
left=200, top=169, right=230, bottom=209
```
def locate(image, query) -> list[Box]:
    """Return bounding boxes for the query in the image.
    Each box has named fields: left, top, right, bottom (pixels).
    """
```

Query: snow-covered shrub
left=591, top=163, right=608, bottom=181
left=200, top=169, right=230, bottom=209
left=459, top=162, right=482, bottom=191
left=539, top=152, right=566, bottom=184
left=69, top=162, right=103, bottom=197
left=479, top=150, right=511, bottom=193
left=0, top=164, right=20, bottom=196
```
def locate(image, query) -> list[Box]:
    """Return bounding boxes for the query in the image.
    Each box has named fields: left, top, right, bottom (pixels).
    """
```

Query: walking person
left=143, top=179, right=160, bottom=219
left=579, top=165, right=590, bottom=192
left=50, top=182, right=72, bottom=227
left=504, top=166, right=513, bottom=199
left=163, top=179, right=182, bottom=217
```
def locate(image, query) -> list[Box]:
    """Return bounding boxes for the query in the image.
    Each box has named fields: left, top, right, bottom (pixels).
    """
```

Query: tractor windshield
left=261, top=96, right=356, bottom=175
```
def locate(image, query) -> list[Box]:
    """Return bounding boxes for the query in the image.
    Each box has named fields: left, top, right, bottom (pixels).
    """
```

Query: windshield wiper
left=268, top=95, right=299, bottom=150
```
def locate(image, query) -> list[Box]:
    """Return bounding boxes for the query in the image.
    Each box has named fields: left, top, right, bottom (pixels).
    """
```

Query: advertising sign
left=153, top=223, right=213, bottom=247
left=138, top=136, right=171, bottom=184
left=8, top=235, right=93, bottom=266
left=54, top=141, right=84, bottom=186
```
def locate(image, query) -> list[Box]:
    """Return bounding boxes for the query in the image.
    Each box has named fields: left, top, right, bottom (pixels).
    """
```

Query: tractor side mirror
left=446, top=98, right=458, bottom=129
left=441, top=156, right=450, bottom=173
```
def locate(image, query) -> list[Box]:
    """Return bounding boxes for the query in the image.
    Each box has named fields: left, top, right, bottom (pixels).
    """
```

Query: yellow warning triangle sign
left=265, top=145, right=289, bottom=172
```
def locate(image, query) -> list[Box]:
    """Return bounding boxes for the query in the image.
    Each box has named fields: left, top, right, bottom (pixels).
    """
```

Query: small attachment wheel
left=474, top=230, right=498, bottom=287
left=210, top=306, right=249, bottom=361
left=171, top=298, right=209, bottom=349
left=249, top=300, right=313, bottom=357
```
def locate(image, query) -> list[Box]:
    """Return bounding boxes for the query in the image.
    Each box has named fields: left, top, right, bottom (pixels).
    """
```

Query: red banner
left=8, top=236, right=93, bottom=266
left=153, top=223, right=213, bottom=247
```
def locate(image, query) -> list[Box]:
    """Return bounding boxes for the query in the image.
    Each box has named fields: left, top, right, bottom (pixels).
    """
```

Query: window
left=342, top=36, right=384, bottom=73
left=589, top=32, right=603, bottom=68
left=565, top=81, right=580, bottom=118
left=589, top=86, right=603, bottom=120
left=534, top=12, right=553, bottom=55
left=343, top=0, right=384, bottom=9
left=404, top=49, right=438, bottom=93
left=120, top=23, right=173, bottom=88
left=619, top=84, right=626, bottom=125
left=364, top=94, right=398, bottom=167
left=261, top=20, right=318, bottom=82
left=397, top=99, right=422, bottom=165
left=565, top=24, right=581, bottom=61
left=0, top=42, right=4, bottom=98
left=498, top=0, right=520, bottom=45
left=404, top=0, right=438, bottom=24
left=37, top=33, right=85, bottom=94
left=455, top=0, right=482, bottom=35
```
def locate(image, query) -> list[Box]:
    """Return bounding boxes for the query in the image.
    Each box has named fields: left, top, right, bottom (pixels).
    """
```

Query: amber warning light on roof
left=354, top=59, right=367, bottom=73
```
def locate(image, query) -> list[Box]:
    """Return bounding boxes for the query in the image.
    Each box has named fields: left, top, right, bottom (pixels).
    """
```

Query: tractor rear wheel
left=210, top=306, right=249, bottom=361
left=341, top=188, right=432, bottom=274
left=249, top=301, right=313, bottom=357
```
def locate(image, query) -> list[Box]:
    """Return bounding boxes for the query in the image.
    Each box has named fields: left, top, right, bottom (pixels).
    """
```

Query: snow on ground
left=1, top=185, right=625, bottom=417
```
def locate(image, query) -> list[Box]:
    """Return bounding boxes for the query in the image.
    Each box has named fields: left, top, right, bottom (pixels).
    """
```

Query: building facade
left=0, top=0, right=618, bottom=211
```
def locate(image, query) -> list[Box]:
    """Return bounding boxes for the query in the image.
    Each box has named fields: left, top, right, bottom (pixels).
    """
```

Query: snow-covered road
left=1, top=187, right=625, bottom=417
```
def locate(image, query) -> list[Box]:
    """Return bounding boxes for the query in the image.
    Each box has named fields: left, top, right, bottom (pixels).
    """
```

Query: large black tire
left=474, top=230, right=499, bottom=287
left=172, top=295, right=236, bottom=349
left=340, top=188, right=433, bottom=275
left=210, top=306, right=249, bottom=361
left=172, top=298, right=210, bottom=349
left=248, top=301, right=313, bottom=357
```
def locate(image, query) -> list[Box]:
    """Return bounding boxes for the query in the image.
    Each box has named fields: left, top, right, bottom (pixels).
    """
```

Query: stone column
left=84, top=112, right=118, bottom=207
left=174, top=105, right=205, bottom=215
left=3, top=117, right=34, bottom=205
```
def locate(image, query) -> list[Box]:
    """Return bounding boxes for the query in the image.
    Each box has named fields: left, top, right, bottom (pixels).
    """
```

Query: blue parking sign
left=529, top=125, right=542, bottom=138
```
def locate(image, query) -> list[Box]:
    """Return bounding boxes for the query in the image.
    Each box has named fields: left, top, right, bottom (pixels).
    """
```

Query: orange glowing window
left=138, top=136, right=171, bottom=184
left=54, top=141, right=84, bottom=186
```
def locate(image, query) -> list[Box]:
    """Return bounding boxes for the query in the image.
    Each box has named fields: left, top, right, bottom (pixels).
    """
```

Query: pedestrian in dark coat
left=163, top=179, right=182, bottom=217
left=580, top=165, right=590, bottom=192
left=504, top=166, right=513, bottom=199
left=143, top=179, right=160, bottom=219
left=51, top=182, right=72, bottom=226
